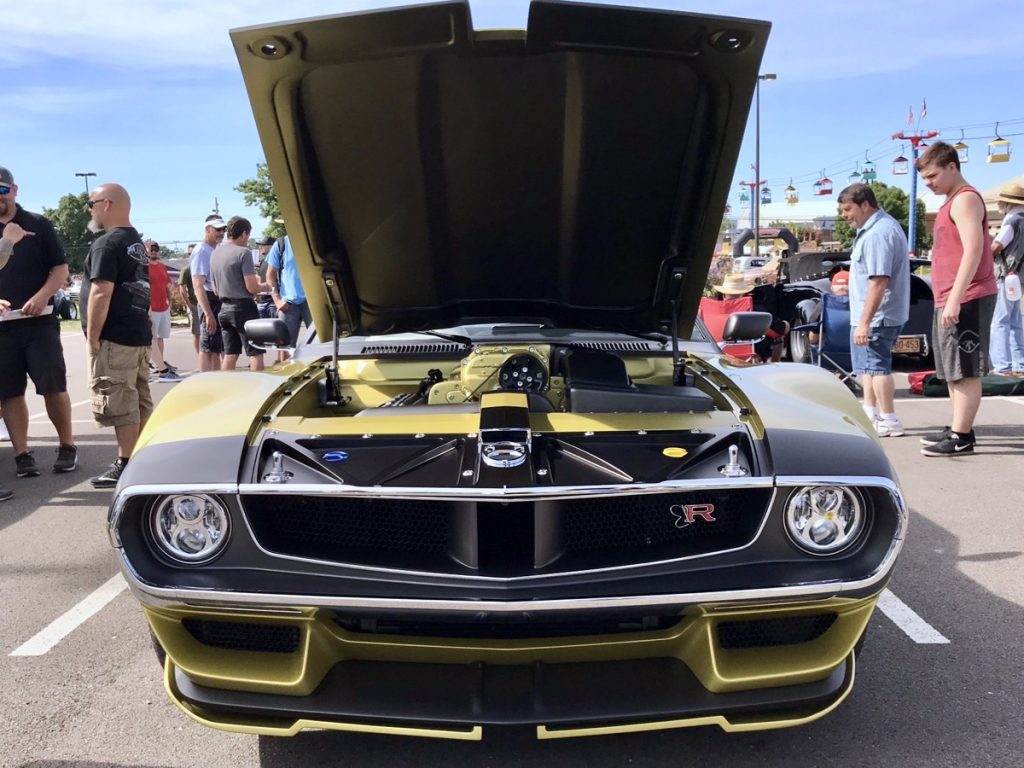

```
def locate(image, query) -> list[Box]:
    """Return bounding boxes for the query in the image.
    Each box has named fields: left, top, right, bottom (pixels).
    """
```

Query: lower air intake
left=182, top=619, right=301, bottom=654
left=717, top=614, right=837, bottom=649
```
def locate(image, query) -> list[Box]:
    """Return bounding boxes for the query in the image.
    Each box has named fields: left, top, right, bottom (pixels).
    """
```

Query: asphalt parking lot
left=1, top=329, right=1022, bottom=768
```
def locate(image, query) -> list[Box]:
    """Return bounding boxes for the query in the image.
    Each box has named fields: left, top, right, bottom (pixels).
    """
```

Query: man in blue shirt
left=838, top=183, right=911, bottom=437
left=266, top=235, right=311, bottom=361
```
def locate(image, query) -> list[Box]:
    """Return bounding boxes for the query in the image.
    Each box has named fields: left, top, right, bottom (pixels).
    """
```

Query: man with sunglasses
left=0, top=166, right=78, bottom=481
left=81, top=183, right=153, bottom=488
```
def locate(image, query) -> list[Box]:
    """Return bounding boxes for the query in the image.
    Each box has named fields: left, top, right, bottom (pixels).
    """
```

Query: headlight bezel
left=783, top=485, right=869, bottom=557
left=147, top=494, right=231, bottom=565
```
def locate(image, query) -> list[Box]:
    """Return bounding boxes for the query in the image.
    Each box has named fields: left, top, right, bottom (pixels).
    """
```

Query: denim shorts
left=850, top=324, right=903, bottom=376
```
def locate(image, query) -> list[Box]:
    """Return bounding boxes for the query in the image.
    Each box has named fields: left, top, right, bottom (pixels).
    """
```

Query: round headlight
left=150, top=495, right=230, bottom=564
left=784, top=486, right=865, bottom=555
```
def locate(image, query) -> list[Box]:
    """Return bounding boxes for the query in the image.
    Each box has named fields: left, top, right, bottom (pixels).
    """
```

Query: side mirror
left=244, top=318, right=292, bottom=351
left=723, top=311, right=772, bottom=343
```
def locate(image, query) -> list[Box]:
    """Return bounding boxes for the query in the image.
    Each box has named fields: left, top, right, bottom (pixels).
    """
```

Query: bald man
left=81, top=183, right=154, bottom=488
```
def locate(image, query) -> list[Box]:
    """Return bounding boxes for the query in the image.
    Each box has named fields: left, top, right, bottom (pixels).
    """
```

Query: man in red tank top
left=916, top=142, right=998, bottom=456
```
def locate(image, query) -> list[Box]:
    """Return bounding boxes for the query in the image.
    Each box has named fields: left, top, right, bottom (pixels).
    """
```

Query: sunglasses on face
left=86, top=198, right=109, bottom=209
left=0, top=185, right=11, bottom=195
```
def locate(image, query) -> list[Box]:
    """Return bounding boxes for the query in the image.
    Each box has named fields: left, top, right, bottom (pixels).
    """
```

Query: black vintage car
left=782, top=255, right=934, bottom=364
left=107, top=1, right=907, bottom=742
left=730, top=229, right=934, bottom=363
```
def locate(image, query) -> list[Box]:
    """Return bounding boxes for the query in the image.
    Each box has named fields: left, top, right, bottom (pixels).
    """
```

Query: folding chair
left=796, top=293, right=860, bottom=391
left=698, top=296, right=757, bottom=361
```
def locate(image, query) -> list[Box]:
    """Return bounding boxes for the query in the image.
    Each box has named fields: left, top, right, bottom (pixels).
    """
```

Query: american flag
left=921, top=99, right=927, bottom=120
left=908, top=106, right=914, bottom=126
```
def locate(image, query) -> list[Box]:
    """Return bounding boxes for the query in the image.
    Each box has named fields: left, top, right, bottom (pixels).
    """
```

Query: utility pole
left=75, top=172, right=96, bottom=194
left=212, top=197, right=220, bottom=216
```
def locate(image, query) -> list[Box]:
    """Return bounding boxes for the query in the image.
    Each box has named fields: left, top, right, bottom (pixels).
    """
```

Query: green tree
left=42, top=192, right=98, bottom=274
left=235, top=163, right=284, bottom=237
left=832, top=182, right=931, bottom=255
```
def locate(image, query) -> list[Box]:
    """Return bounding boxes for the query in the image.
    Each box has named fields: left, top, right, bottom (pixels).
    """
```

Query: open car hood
left=231, top=1, right=769, bottom=337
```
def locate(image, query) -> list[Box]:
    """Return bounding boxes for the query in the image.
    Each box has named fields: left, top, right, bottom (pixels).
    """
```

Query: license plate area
left=893, top=335, right=925, bottom=355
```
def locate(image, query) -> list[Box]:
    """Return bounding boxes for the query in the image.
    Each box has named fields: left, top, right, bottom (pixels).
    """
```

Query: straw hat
left=716, top=272, right=755, bottom=295
left=996, top=182, right=1024, bottom=206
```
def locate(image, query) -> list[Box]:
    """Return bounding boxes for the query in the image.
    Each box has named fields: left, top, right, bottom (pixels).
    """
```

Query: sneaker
left=0, top=486, right=11, bottom=502
left=91, top=457, right=128, bottom=489
left=15, top=452, right=40, bottom=478
left=157, top=368, right=183, bottom=382
left=53, top=444, right=78, bottom=473
left=920, top=426, right=954, bottom=447
left=921, top=433, right=975, bottom=457
left=163, top=360, right=178, bottom=372
left=875, top=417, right=905, bottom=438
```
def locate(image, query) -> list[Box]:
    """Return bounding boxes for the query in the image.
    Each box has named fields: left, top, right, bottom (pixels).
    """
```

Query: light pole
left=75, top=172, right=96, bottom=194
left=753, top=73, right=776, bottom=258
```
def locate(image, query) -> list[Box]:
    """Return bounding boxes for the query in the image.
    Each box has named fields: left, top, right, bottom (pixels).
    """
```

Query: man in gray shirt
left=209, top=216, right=268, bottom=371
left=837, top=183, right=910, bottom=437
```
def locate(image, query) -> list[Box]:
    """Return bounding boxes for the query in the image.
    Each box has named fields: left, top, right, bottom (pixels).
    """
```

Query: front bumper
left=149, top=594, right=876, bottom=740
left=166, top=652, right=856, bottom=740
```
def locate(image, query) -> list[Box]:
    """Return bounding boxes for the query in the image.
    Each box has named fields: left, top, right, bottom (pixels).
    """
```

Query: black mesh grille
left=244, top=495, right=451, bottom=564
left=717, top=614, right=838, bottom=649
left=182, top=619, right=301, bottom=653
left=561, top=490, right=762, bottom=556
left=241, top=489, right=769, bottom=574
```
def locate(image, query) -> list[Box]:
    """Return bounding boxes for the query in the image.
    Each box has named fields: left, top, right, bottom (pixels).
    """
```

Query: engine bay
left=317, top=342, right=719, bottom=415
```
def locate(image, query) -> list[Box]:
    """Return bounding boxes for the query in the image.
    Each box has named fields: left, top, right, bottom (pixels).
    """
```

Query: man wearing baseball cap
left=189, top=215, right=227, bottom=371
left=0, top=165, right=79, bottom=485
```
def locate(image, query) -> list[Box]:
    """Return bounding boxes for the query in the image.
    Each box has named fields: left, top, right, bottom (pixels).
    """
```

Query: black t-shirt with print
left=0, top=205, right=67, bottom=312
left=81, top=226, right=152, bottom=347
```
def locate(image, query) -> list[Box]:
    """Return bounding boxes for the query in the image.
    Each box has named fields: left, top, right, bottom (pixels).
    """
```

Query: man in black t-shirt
left=0, top=165, right=78, bottom=483
left=81, top=183, right=153, bottom=488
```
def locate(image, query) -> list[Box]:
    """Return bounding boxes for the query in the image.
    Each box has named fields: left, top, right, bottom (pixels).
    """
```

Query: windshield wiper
left=411, top=330, right=473, bottom=347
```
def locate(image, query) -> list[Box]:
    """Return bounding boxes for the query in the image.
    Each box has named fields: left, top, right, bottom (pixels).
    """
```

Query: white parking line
left=877, top=589, right=950, bottom=644
left=28, top=398, right=91, bottom=421
left=9, top=573, right=128, bottom=657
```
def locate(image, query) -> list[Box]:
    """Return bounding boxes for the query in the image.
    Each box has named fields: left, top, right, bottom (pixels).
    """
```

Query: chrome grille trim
left=111, top=478, right=905, bottom=611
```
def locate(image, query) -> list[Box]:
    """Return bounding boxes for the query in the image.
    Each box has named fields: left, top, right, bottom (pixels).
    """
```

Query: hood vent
left=361, top=342, right=466, bottom=356
left=569, top=340, right=664, bottom=353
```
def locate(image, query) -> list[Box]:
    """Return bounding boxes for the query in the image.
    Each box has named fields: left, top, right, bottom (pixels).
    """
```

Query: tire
left=789, top=327, right=812, bottom=363
left=66, top=300, right=79, bottom=321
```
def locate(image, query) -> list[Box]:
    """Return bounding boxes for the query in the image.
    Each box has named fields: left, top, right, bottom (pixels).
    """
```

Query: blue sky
left=4, top=0, right=1023, bottom=250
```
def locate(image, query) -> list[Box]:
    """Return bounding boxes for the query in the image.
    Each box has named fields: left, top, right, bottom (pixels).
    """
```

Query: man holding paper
left=0, top=165, right=78, bottom=480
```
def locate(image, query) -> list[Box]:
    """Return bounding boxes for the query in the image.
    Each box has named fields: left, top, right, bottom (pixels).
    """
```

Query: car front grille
left=716, top=614, right=838, bottom=649
left=241, top=488, right=771, bottom=577
left=182, top=619, right=301, bottom=653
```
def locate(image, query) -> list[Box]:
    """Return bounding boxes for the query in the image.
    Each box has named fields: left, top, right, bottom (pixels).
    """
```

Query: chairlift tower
left=892, top=129, right=939, bottom=257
